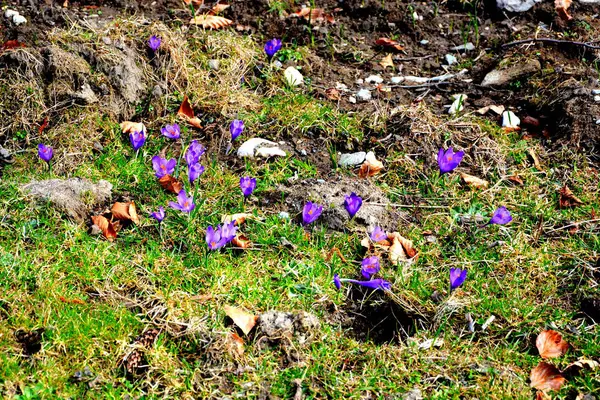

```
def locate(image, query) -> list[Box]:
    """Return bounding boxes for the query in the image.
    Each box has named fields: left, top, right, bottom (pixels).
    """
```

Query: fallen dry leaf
left=293, top=7, right=335, bottom=23
left=1, top=40, right=26, bottom=53
left=388, top=236, right=407, bottom=263
left=158, top=175, right=183, bottom=194
left=232, top=234, right=252, bottom=249
left=564, top=358, right=600, bottom=376
left=460, top=172, right=489, bottom=189
left=536, top=330, right=569, bottom=359
left=325, top=88, right=341, bottom=101
left=111, top=201, right=140, bottom=224
left=183, top=0, right=204, bottom=5
left=555, top=0, right=573, bottom=20
left=190, top=14, right=233, bottom=29
left=358, top=152, right=384, bottom=178
left=476, top=105, right=505, bottom=115
left=388, top=232, right=418, bottom=260
left=379, top=53, right=394, bottom=69
left=375, top=38, right=404, bottom=51
left=120, top=121, right=146, bottom=134
left=536, top=391, right=552, bottom=400
left=528, top=148, right=542, bottom=170
left=177, top=95, right=203, bottom=128
left=508, top=175, right=524, bottom=185
left=559, top=185, right=584, bottom=208
left=530, top=362, right=566, bottom=391
left=222, top=213, right=252, bottom=225
left=38, top=117, right=49, bottom=135
left=91, top=215, right=117, bottom=242
left=224, top=305, right=258, bottom=335
left=210, top=3, right=230, bottom=14
left=227, top=332, right=245, bottom=356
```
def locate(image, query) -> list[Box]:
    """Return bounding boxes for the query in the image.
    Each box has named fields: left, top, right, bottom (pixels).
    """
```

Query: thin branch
left=545, top=219, right=600, bottom=234
left=502, top=38, right=600, bottom=50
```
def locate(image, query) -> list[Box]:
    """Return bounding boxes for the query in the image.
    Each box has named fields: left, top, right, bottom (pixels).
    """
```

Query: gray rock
left=496, top=0, right=543, bottom=12
left=22, top=178, right=112, bottom=221
left=356, top=89, right=372, bottom=102
left=272, top=60, right=283, bottom=69
left=402, top=389, right=423, bottom=400
left=338, top=152, right=366, bottom=167
left=73, top=82, right=98, bottom=104
left=348, top=96, right=357, bottom=104
left=258, top=311, right=320, bottom=344
left=278, top=211, right=290, bottom=219
left=390, top=76, right=403, bottom=84
left=151, top=84, right=163, bottom=98
left=451, top=43, right=475, bottom=52
left=0, top=145, right=13, bottom=164
left=208, top=59, right=220, bottom=70
left=481, top=59, right=540, bottom=87
left=365, top=75, right=383, bottom=84
left=103, top=49, right=145, bottom=103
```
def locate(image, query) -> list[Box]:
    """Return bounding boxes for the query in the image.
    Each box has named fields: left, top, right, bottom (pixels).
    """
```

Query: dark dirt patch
left=15, top=328, right=45, bottom=355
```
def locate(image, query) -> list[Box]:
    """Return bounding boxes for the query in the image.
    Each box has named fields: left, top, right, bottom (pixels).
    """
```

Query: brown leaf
left=222, top=213, right=252, bottom=225
left=559, top=185, right=584, bottom=208
left=325, top=88, right=341, bottom=101
left=120, top=121, right=146, bottom=134
left=183, top=0, right=204, bottom=6
left=91, top=215, right=117, bottom=242
left=232, top=234, right=252, bottom=249
left=177, top=96, right=203, bottom=128
left=227, top=332, right=245, bottom=356
left=210, top=3, right=230, bottom=14
left=224, top=305, right=258, bottom=335
left=375, top=38, right=404, bottom=51
left=158, top=175, right=183, bottom=194
left=358, top=152, right=384, bottom=178
left=379, top=54, right=394, bottom=69
left=476, top=105, right=505, bottom=115
left=522, top=116, right=541, bottom=127
left=111, top=201, right=140, bottom=224
left=388, top=232, right=418, bottom=261
left=528, top=148, right=542, bottom=170
left=564, top=358, right=600, bottom=376
left=38, top=117, right=49, bottom=135
left=460, top=172, right=489, bottom=189
left=508, top=175, right=524, bottom=185
left=190, top=14, right=233, bottom=29
left=388, top=236, right=407, bottom=263
left=1, top=40, right=26, bottom=52
left=536, top=391, right=552, bottom=400
left=293, top=8, right=335, bottom=23
left=555, top=0, right=573, bottom=20
left=536, top=330, right=569, bottom=359
left=530, top=362, right=566, bottom=391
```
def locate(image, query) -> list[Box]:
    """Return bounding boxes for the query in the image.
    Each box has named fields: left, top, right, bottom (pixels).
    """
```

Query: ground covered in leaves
left=0, top=0, right=599, bottom=399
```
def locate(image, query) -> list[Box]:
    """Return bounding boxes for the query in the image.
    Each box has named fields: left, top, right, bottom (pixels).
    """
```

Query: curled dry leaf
left=293, top=8, right=335, bottom=23
left=375, top=38, right=404, bottom=51
left=190, top=14, right=233, bottom=29
left=91, top=215, right=117, bottom=242
left=476, top=104, right=505, bottom=115
left=460, top=172, right=489, bottom=189
left=555, top=0, right=573, bottom=20
left=1, top=40, right=26, bottom=52
left=177, top=95, right=203, bottom=129
left=120, top=121, right=146, bottom=134
left=222, top=213, right=252, bottom=225
left=158, top=175, right=183, bottom=194
left=536, top=330, right=569, bottom=359
left=358, top=152, right=384, bottom=178
left=528, top=148, right=542, bottom=170
left=530, top=362, right=566, bottom=391
left=388, top=236, right=407, bottom=263
left=564, top=358, right=599, bottom=376
left=232, top=233, right=252, bottom=249
left=508, top=175, right=524, bottom=185
left=111, top=201, right=140, bottom=224
left=227, top=332, right=245, bottom=356
left=210, top=3, right=230, bottom=14
left=224, top=305, right=258, bottom=336
left=379, top=54, right=394, bottom=69
left=559, top=185, right=584, bottom=208
left=388, top=232, right=418, bottom=263
left=325, top=88, right=341, bottom=101
left=536, top=391, right=552, bottom=400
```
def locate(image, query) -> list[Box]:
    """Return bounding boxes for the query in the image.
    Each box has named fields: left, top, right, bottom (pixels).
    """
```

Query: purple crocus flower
left=161, top=123, right=180, bottom=140
left=129, top=130, right=146, bottom=151
left=206, top=225, right=227, bottom=250
left=370, top=226, right=387, bottom=242
left=264, top=38, right=282, bottom=59
left=38, top=143, right=53, bottom=163
left=188, top=163, right=205, bottom=184
left=152, top=156, right=176, bottom=178
left=449, top=268, right=467, bottom=291
left=230, top=119, right=244, bottom=141
left=333, top=275, right=392, bottom=291
left=148, top=35, right=161, bottom=52
left=302, top=201, right=323, bottom=225
left=185, top=140, right=205, bottom=166
left=437, top=147, right=464, bottom=174
left=169, top=190, right=195, bottom=213
left=150, top=206, right=165, bottom=222
left=220, top=221, right=237, bottom=243
left=240, top=176, right=256, bottom=197
left=344, top=192, right=362, bottom=219
left=361, top=256, right=381, bottom=279
left=488, top=206, right=512, bottom=225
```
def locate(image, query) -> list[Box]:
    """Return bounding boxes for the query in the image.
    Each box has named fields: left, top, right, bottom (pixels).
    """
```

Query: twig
left=545, top=219, right=600, bottom=234
left=366, top=202, right=448, bottom=209
left=502, top=38, right=600, bottom=50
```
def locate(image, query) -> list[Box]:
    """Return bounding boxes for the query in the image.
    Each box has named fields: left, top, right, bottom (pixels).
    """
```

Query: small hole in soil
left=341, top=286, right=427, bottom=345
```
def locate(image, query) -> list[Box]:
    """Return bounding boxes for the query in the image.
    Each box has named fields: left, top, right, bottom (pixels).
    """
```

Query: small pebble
left=420, top=39, right=429, bottom=45
left=278, top=212, right=290, bottom=219
left=390, top=76, right=403, bottom=84
left=208, top=59, right=220, bottom=71
left=272, top=60, right=283, bottom=69
left=102, top=37, right=112, bottom=45
left=338, top=152, right=366, bottom=167
left=316, top=179, right=326, bottom=184
left=591, top=89, right=600, bottom=95
left=348, top=96, right=357, bottom=104
left=594, top=95, right=600, bottom=102
left=451, top=42, right=475, bottom=51
left=12, top=14, right=27, bottom=25
left=445, top=54, right=458, bottom=65
left=356, top=89, right=372, bottom=102
left=300, top=149, right=307, bottom=156
left=335, top=82, right=348, bottom=91
left=355, top=78, right=364, bottom=85
left=365, top=75, right=383, bottom=84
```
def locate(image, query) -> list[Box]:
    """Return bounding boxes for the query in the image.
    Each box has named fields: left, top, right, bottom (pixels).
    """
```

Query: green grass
left=0, top=18, right=599, bottom=400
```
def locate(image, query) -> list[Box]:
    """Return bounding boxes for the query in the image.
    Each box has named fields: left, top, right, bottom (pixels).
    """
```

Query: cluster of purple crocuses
left=206, top=221, right=237, bottom=250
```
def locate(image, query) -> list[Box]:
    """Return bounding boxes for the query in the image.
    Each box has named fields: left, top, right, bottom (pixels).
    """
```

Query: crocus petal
left=449, top=268, right=467, bottom=291
left=489, top=206, right=512, bottom=225
left=333, top=274, right=342, bottom=290
left=361, top=256, right=381, bottom=279
left=370, top=226, right=387, bottom=242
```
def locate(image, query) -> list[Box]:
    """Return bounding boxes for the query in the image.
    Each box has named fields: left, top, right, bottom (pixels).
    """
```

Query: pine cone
left=117, top=328, right=160, bottom=377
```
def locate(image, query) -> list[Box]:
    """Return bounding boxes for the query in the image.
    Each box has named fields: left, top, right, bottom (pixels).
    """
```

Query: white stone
left=502, top=111, right=520, bottom=128
left=237, top=138, right=286, bottom=158
left=272, top=60, right=283, bottom=69
left=338, top=152, right=366, bottom=167
left=355, top=78, right=364, bottom=85
left=445, top=54, right=458, bottom=65
left=592, top=89, right=600, bottom=95
left=335, top=82, right=348, bottom=91
left=356, top=89, right=372, bottom=102
left=390, top=76, right=403, bottom=84
left=496, top=0, right=543, bottom=12
left=284, top=66, right=303, bottom=86
left=12, top=14, right=27, bottom=25
left=365, top=75, right=383, bottom=84
left=594, top=95, right=600, bottom=102
left=451, top=43, right=475, bottom=51
left=420, top=40, right=429, bottom=45
left=348, top=96, right=357, bottom=104
left=5, top=9, right=18, bottom=19
left=448, top=94, right=467, bottom=115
